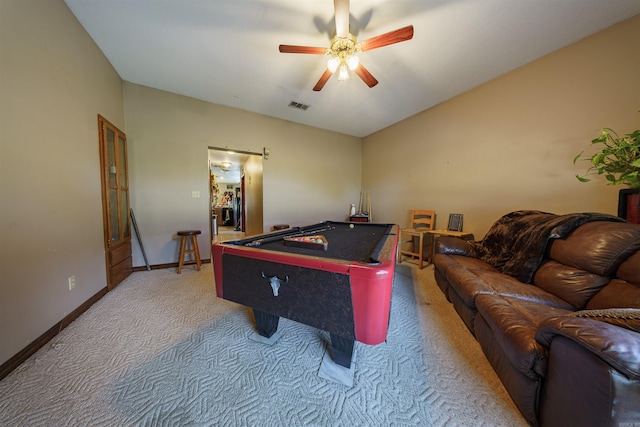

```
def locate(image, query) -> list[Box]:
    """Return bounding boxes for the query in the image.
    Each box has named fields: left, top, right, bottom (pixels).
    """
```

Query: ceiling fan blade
left=313, top=69, right=333, bottom=91
left=354, top=64, right=378, bottom=88
left=334, top=0, right=350, bottom=38
left=279, top=45, right=327, bottom=54
left=359, top=25, right=414, bottom=51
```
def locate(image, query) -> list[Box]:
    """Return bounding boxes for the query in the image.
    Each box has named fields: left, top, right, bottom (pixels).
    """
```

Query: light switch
left=192, top=191, right=200, bottom=198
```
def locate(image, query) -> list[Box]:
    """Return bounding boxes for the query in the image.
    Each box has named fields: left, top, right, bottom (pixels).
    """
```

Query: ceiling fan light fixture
left=327, top=57, right=339, bottom=73
left=347, top=55, right=359, bottom=70
left=338, top=64, right=349, bottom=81
left=278, top=1, right=413, bottom=91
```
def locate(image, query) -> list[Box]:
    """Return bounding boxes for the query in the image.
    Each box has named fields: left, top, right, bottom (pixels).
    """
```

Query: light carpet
left=0, top=263, right=526, bottom=426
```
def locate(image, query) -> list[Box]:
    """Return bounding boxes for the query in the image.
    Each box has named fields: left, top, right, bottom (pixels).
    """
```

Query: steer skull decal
left=261, top=272, right=289, bottom=297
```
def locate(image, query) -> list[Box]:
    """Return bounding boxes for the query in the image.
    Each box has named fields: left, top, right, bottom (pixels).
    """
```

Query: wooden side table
left=426, top=230, right=474, bottom=264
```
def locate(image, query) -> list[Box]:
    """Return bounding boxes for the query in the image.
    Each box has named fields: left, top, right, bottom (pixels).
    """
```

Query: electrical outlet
left=68, top=275, right=76, bottom=291
left=192, top=191, right=200, bottom=198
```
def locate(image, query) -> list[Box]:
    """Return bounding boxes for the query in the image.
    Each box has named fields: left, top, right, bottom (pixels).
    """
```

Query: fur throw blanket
left=472, top=210, right=624, bottom=283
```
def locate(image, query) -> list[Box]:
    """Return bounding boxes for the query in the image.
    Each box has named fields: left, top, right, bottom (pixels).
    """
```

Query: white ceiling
left=209, top=148, right=253, bottom=184
left=65, top=0, right=640, bottom=138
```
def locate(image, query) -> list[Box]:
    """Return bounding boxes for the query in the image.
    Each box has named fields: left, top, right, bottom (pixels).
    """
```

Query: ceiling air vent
left=288, top=101, right=309, bottom=111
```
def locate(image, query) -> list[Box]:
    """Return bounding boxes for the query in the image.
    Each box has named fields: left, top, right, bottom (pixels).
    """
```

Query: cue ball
left=349, top=224, right=354, bottom=228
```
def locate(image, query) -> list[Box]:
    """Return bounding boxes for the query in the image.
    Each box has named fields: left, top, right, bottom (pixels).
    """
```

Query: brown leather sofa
left=433, top=210, right=640, bottom=426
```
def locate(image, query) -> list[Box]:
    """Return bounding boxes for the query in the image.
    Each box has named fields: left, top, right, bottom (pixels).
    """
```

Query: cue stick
left=358, top=189, right=363, bottom=215
left=245, top=226, right=335, bottom=247
left=367, top=191, right=372, bottom=222
left=130, top=208, right=150, bottom=270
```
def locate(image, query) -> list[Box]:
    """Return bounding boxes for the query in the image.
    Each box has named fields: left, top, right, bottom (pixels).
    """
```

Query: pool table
left=212, top=221, right=398, bottom=368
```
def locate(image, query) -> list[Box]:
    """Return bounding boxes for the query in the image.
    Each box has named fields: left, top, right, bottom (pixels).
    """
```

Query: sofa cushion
left=549, top=221, right=640, bottom=277
left=474, top=270, right=575, bottom=310
left=618, top=250, right=640, bottom=284
left=533, top=260, right=610, bottom=309
left=587, top=279, right=640, bottom=310
left=442, top=261, right=496, bottom=308
left=475, top=294, right=572, bottom=378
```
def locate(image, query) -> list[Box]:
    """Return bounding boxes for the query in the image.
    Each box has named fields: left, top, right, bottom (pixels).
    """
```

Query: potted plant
left=574, top=127, right=640, bottom=223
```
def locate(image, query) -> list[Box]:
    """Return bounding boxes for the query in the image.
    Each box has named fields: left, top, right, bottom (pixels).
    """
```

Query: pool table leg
left=253, top=309, right=279, bottom=338
left=330, top=334, right=354, bottom=368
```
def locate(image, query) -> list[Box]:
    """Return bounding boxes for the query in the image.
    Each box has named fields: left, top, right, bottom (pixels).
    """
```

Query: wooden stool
left=177, top=230, right=201, bottom=273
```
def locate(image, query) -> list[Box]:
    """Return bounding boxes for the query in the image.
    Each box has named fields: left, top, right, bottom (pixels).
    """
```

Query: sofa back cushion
left=586, top=279, right=640, bottom=309
left=584, top=246, right=640, bottom=310
left=548, top=221, right=640, bottom=276
left=617, top=250, right=640, bottom=285
left=533, top=261, right=610, bottom=309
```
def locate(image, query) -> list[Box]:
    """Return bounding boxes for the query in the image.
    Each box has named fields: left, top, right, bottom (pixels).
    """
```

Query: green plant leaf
left=592, top=153, right=605, bottom=165
left=574, top=124, right=640, bottom=188
left=573, top=152, right=583, bottom=164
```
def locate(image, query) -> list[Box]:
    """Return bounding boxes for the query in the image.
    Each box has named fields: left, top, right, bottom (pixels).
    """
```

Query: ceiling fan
left=212, top=161, right=233, bottom=172
left=279, top=0, right=414, bottom=91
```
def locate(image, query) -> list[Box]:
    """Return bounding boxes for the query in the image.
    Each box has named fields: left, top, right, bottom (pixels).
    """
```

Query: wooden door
left=98, top=115, right=132, bottom=290
left=240, top=175, right=246, bottom=232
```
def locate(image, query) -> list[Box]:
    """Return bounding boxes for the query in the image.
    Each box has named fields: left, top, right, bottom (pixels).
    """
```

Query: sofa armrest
left=435, top=236, right=477, bottom=257
left=536, top=309, right=640, bottom=380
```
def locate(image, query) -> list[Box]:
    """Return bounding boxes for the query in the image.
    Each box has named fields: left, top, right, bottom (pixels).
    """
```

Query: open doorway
left=208, top=147, right=263, bottom=244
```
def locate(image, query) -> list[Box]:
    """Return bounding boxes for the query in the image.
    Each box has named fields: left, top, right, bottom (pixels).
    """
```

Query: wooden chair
left=398, top=210, right=435, bottom=269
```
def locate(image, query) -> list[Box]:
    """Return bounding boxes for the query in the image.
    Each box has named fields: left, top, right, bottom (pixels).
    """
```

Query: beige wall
left=363, top=15, right=640, bottom=238
left=0, top=0, right=124, bottom=364
left=124, top=83, right=362, bottom=266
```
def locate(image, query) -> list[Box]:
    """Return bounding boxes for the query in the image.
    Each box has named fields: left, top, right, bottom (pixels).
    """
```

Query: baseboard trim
left=133, top=259, right=211, bottom=272
left=0, top=287, right=108, bottom=381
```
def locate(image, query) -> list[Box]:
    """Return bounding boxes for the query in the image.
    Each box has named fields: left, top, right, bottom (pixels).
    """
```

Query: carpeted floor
left=0, top=263, right=526, bottom=426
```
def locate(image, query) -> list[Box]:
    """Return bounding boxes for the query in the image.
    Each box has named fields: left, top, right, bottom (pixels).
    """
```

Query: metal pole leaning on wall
left=130, top=208, right=151, bottom=271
